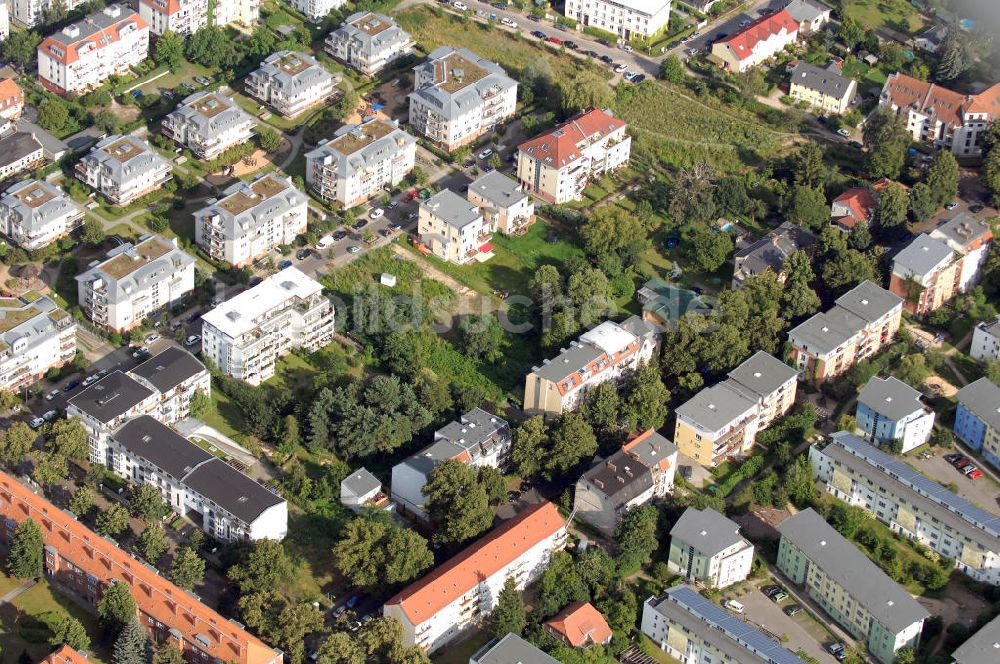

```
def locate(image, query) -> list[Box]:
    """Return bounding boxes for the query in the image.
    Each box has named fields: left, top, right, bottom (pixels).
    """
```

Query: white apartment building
left=384, top=502, right=567, bottom=653
left=11, top=0, right=85, bottom=29
left=68, top=370, right=161, bottom=463
left=0, top=2, right=8, bottom=40
left=711, top=9, right=799, bottom=73
left=565, top=0, right=672, bottom=41
left=811, top=432, right=1000, bottom=585
left=201, top=267, right=335, bottom=385
left=212, top=0, right=259, bottom=26
left=391, top=409, right=510, bottom=519
left=855, top=376, right=935, bottom=453
left=76, top=235, right=195, bottom=332
left=325, top=11, right=414, bottom=76
left=290, top=0, right=342, bottom=21
left=524, top=316, right=659, bottom=416
left=106, top=415, right=287, bottom=541
left=417, top=189, right=492, bottom=264
left=162, top=91, right=256, bottom=160
left=666, top=507, right=755, bottom=589
left=0, top=179, right=83, bottom=251
left=245, top=51, right=336, bottom=118
left=467, top=171, right=534, bottom=235
left=517, top=108, right=631, bottom=204
left=194, top=174, right=308, bottom=267
left=138, top=0, right=208, bottom=36
left=929, top=214, right=994, bottom=294
left=0, top=132, right=43, bottom=180
left=0, top=294, right=76, bottom=392
left=305, top=118, right=416, bottom=207
left=75, top=135, right=172, bottom=206
left=408, top=47, right=517, bottom=152
left=37, top=5, right=150, bottom=95
left=129, top=346, right=210, bottom=424
left=642, top=585, right=811, bottom=664
left=971, top=317, right=1000, bottom=362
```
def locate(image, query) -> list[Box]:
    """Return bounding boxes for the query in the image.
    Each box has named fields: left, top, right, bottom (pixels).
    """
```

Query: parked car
left=739, top=19, right=751, bottom=27
left=333, top=230, right=348, bottom=241
left=354, top=219, right=368, bottom=229
left=964, top=466, right=984, bottom=480
left=584, top=50, right=599, bottom=58
left=82, top=375, right=99, bottom=387
left=564, top=40, right=578, bottom=49
left=42, top=410, right=59, bottom=422
left=452, top=1, right=468, bottom=9
left=623, top=71, right=638, bottom=81
left=144, top=333, right=160, bottom=343
left=45, top=389, right=60, bottom=401
left=347, top=245, right=361, bottom=254
left=614, top=63, right=629, bottom=73
left=387, top=200, right=398, bottom=209
left=369, top=208, right=385, bottom=219
left=944, top=453, right=964, bottom=464
left=278, top=260, right=293, bottom=270
left=762, top=585, right=782, bottom=597
left=29, top=417, right=45, bottom=429
left=597, top=38, right=610, bottom=46
left=632, top=74, right=646, bottom=84
left=837, top=128, right=851, bottom=137
left=296, top=248, right=312, bottom=260
left=600, top=55, right=613, bottom=64
left=546, top=36, right=563, bottom=45
left=388, top=223, right=402, bottom=231
left=770, top=590, right=788, bottom=602
left=621, top=44, right=633, bottom=52
left=531, top=30, right=546, bottom=39
left=724, top=599, right=744, bottom=614
left=783, top=604, right=803, bottom=616
left=945, top=200, right=960, bottom=210
left=184, top=335, right=201, bottom=346
left=826, top=643, right=846, bottom=656
left=63, top=380, right=80, bottom=392
left=478, top=148, right=494, bottom=160
left=500, top=17, right=517, bottom=28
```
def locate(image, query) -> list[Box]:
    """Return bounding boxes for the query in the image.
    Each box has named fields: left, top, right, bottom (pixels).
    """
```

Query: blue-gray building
left=855, top=376, right=934, bottom=453
left=954, top=378, right=1000, bottom=470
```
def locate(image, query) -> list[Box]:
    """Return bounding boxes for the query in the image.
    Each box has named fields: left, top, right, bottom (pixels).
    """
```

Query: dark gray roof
left=114, top=416, right=212, bottom=481
left=182, top=458, right=284, bottom=523
left=892, top=234, right=953, bottom=278
left=471, top=633, right=561, bottom=664
left=0, top=132, right=42, bottom=169
left=726, top=351, right=797, bottom=400
left=68, top=370, right=154, bottom=424
left=421, top=189, right=482, bottom=229
left=733, top=222, right=815, bottom=282
left=130, top=347, right=206, bottom=393
left=675, top=382, right=757, bottom=432
left=580, top=449, right=654, bottom=507
left=468, top=171, right=527, bottom=209
left=956, top=378, right=1000, bottom=431
left=858, top=376, right=925, bottom=421
left=342, top=467, right=381, bottom=496
left=778, top=508, right=929, bottom=633
left=951, top=614, right=1000, bottom=664
left=47, top=4, right=140, bottom=46
left=789, top=61, right=855, bottom=98
left=670, top=507, right=747, bottom=557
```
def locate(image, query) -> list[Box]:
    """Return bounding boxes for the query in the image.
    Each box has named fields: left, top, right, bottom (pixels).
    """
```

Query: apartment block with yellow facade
left=787, top=280, right=903, bottom=385
left=417, top=189, right=492, bottom=265
left=889, top=233, right=959, bottom=315
left=810, top=432, right=1000, bottom=586
left=788, top=61, right=857, bottom=115
left=674, top=351, right=797, bottom=467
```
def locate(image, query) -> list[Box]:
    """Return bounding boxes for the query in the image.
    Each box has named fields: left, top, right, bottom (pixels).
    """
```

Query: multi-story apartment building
left=201, top=267, right=335, bottom=385
left=890, top=234, right=959, bottom=315
left=954, top=378, right=1000, bottom=471
left=952, top=614, right=1000, bottom=664
left=75, top=135, right=172, bottom=206
left=784, top=0, right=831, bottom=34
left=138, top=0, right=207, bottom=36
left=162, top=91, right=256, bottom=160
left=37, top=5, right=149, bottom=95
left=574, top=429, right=677, bottom=535
left=711, top=9, right=798, bottom=72
left=0, top=1, right=9, bottom=39
left=777, top=508, right=928, bottom=664
left=929, top=214, right=993, bottom=293
left=129, top=346, right=211, bottom=424
left=391, top=409, right=510, bottom=519
left=106, top=415, right=287, bottom=540
left=0, top=78, right=24, bottom=121
left=384, top=501, right=568, bottom=653
left=0, top=470, right=286, bottom=664
left=68, top=370, right=160, bottom=462
left=0, top=131, right=43, bottom=180
left=467, top=171, right=534, bottom=235
left=0, top=294, right=75, bottom=392
left=194, top=174, right=308, bottom=267
left=856, top=376, right=934, bottom=453
left=0, top=179, right=83, bottom=250
left=76, top=235, right=195, bottom=332
left=325, top=11, right=413, bottom=76
left=787, top=280, right=904, bottom=385
left=408, top=47, right=517, bottom=152
left=417, top=188, right=492, bottom=264
left=11, top=0, right=86, bottom=30
left=564, top=0, right=672, bottom=41
left=810, top=431, right=1000, bottom=585
left=732, top=222, right=816, bottom=288
left=788, top=61, right=857, bottom=115
left=524, top=316, right=659, bottom=417
left=642, top=585, right=810, bottom=664
left=674, top=351, right=798, bottom=467
left=970, top=317, right=1000, bottom=362
left=666, top=507, right=754, bottom=588
left=212, top=0, right=259, bottom=26
left=290, top=0, right=343, bottom=22
left=305, top=118, right=416, bottom=207
left=245, top=51, right=336, bottom=118
left=516, top=108, right=631, bottom=204
left=879, top=73, right=1000, bottom=156
left=471, top=634, right=560, bottom=664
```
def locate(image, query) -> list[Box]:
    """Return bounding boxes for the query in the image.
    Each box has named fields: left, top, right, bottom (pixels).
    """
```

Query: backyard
left=842, top=0, right=927, bottom=34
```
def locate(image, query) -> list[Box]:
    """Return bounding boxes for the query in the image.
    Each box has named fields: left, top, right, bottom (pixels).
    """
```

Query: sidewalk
left=0, top=578, right=37, bottom=606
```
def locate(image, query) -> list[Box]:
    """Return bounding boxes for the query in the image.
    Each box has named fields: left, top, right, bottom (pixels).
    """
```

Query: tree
left=896, top=354, right=930, bottom=389
left=786, top=185, right=828, bottom=231
left=490, top=576, right=526, bottom=638
left=583, top=382, right=621, bottom=439
left=38, top=99, right=71, bottom=134
left=113, top=619, right=151, bottom=664
left=659, top=54, right=685, bottom=83
left=228, top=538, right=293, bottom=594
left=460, top=315, right=506, bottom=363
left=863, top=108, right=909, bottom=179
left=782, top=251, right=820, bottom=318
left=424, top=460, right=494, bottom=545
left=154, top=30, right=184, bottom=72
left=99, top=581, right=137, bottom=632
left=48, top=418, right=88, bottom=461
left=936, top=25, right=970, bottom=81
left=185, top=26, right=236, bottom=68
left=536, top=551, right=589, bottom=619
left=736, top=66, right=767, bottom=102
left=822, top=248, right=878, bottom=294
left=332, top=518, right=433, bottom=588
left=189, top=390, right=211, bottom=419
left=96, top=503, right=130, bottom=537
left=68, top=486, right=96, bottom=519
left=580, top=206, right=647, bottom=257
left=545, top=413, right=597, bottom=479
left=8, top=518, right=43, bottom=578
left=793, top=142, right=825, bottom=189
left=31, top=451, right=67, bottom=488
left=138, top=523, right=167, bottom=562
left=93, top=110, right=120, bottom=134
left=1, top=421, right=36, bottom=463
left=152, top=646, right=185, bottom=664
left=623, top=362, right=670, bottom=431
left=50, top=613, right=90, bottom=651
left=81, top=217, right=106, bottom=246
left=848, top=220, right=872, bottom=250
left=257, top=126, right=282, bottom=153
left=478, top=466, right=507, bottom=506
left=2, top=31, right=41, bottom=67
left=559, top=69, right=613, bottom=114
left=838, top=17, right=864, bottom=50
left=874, top=181, right=909, bottom=236
left=512, top=416, right=549, bottom=478
left=690, top=228, right=733, bottom=272
left=616, top=504, right=658, bottom=572
left=908, top=182, right=936, bottom=221
left=925, top=151, right=959, bottom=207
left=170, top=547, right=205, bottom=590
left=315, top=633, right=364, bottom=664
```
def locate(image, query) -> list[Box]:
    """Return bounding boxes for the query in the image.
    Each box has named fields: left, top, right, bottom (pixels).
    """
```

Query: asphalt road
left=737, top=586, right=841, bottom=663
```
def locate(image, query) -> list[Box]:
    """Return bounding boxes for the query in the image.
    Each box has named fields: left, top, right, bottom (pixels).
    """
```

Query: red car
left=403, top=190, right=417, bottom=202
left=546, top=36, right=563, bottom=45
left=963, top=466, right=984, bottom=480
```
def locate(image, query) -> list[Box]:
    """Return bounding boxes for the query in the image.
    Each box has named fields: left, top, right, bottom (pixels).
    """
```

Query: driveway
left=734, top=586, right=840, bottom=663
left=904, top=449, right=1000, bottom=513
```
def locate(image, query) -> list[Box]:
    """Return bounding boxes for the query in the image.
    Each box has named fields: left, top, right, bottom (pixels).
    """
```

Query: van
left=724, top=599, right=744, bottom=614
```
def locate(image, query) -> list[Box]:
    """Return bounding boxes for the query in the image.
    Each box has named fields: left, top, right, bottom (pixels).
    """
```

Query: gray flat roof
left=892, top=234, right=953, bottom=278
left=778, top=508, right=929, bottom=633
left=951, top=613, right=1000, bottom=664
left=857, top=376, right=926, bottom=421
left=342, top=467, right=381, bottom=496
left=421, top=189, right=482, bottom=229
left=931, top=213, right=993, bottom=249
left=670, top=507, right=747, bottom=557
left=675, top=381, right=757, bottom=432
left=726, top=351, right=797, bottom=400
left=471, top=633, right=560, bottom=664
left=532, top=341, right=604, bottom=383
left=956, top=378, right=1000, bottom=432
left=468, top=171, right=527, bottom=209
left=787, top=306, right=867, bottom=356
left=833, top=280, right=903, bottom=324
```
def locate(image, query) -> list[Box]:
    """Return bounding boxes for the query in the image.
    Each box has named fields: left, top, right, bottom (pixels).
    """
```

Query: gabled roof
left=545, top=601, right=613, bottom=647
left=113, top=415, right=213, bottom=482
left=789, top=61, right=854, bottom=98
left=623, top=429, right=678, bottom=472
left=733, top=222, right=816, bottom=282
left=518, top=108, right=626, bottom=169
left=68, top=370, right=154, bottom=424
left=130, top=347, right=206, bottom=393
left=783, top=0, right=831, bottom=23
left=880, top=72, right=1000, bottom=127
left=41, top=645, right=89, bottom=664
left=0, top=78, right=22, bottom=103
left=183, top=458, right=285, bottom=524
left=832, top=186, right=876, bottom=224
left=471, top=634, right=560, bottom=664
left=39, top=5, right=147, bottom=66
left=580, top=449, right=655, bottom=508
left=716, top=9, right=798, bottom=61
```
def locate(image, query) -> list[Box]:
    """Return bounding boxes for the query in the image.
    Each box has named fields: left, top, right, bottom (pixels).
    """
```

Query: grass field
left=842, top=0, right=927, bottom=34
left=0, top=578, right=108, bottom=663
left=840, top=57, right=888, bottom=89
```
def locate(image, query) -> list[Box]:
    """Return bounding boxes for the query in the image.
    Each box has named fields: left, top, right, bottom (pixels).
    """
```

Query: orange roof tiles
left=386, top=502, right=566, bottom=625
left=41, top=645, right=90, bottom=664
left=518, top=109, right=626, bottom=169
left=0, top=78, right=23, bottom=104
left=0, top=471, right=281, bottom=664
left=833, top=186, right=876, bottom=224
left=718, top=9, right=798, bottom=61
left=545, top=601, right=613, bottom=647
left=38, top=14, right=149, bottom=65
left=881, top=73, right=1000, bottom=126
left=624, top=429, right=673, bottom=472
left=140, top=0, right=183, bottom=14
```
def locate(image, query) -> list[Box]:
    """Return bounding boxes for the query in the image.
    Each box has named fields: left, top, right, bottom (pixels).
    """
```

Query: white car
left=501, top=17, right=516, bottom=27
left=478, top=148, right=494, bottom=160
left=29, top=417, right=45, bottom=429
left=369, top=208, right=385, bottom=219
left=144, top=333, right=160, bottom=343
left=82, top=375, right=99, bottom=387
left=614, top=63, right=629, bottom=73
left=836, top=128, right=851, bottom=137
left=620, top=44, right=633, bottom=52
left=623, top=71, right=639, bottom=81
left=347, top=245, right=361, bottom=254
left=453, top=1, right=467, bottom=9
left=42, top=410, right=58, bottom=422
left=184, top=335, right=201, bottom=346
left=45, top=389, right=60, bottom=401
left=724, top=599, right=745, bottom=614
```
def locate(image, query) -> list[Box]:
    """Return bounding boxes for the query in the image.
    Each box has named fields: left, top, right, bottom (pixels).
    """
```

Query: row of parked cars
left=945, top=453, right=984, bottom=480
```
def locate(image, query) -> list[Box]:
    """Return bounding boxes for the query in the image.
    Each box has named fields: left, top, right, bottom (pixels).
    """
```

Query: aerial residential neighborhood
left=0, top=1, right=997, bottom=664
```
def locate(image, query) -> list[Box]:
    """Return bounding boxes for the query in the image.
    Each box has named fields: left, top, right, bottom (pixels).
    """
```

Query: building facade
left=954, top=378, right=1000, bottom=471
left=194, top=174, right=308, bottom=267
left=788, top=61, right=856, bottom=115
left=516, top=108, right=631, bottom=204
left=466, top=171, right=535, bottom=235
left=305, top=118, right=416, bottom=207
left=564, top=0, right=672, bottom=40
left=75, top=135, right=172, bottom=206
left=212, top=0, right=259, bottom=26
left=417, top=188, right=492, bottom=264
left=0, top=294, right=76, bottom=392
left=130, top=346, right=211, bottom=423
left=76, top=235, right=195, bottom=332
left=290, top=0, right=343, bottom=21
left=138, top=0, right=208, bottom=36
left=245, top=51, right=336, bottom=118
left=408, top=47, right=517, bottom=152
left=0, top=78, right=24, bottom=121
left=711, top=9, right=798, bottom=72
left=325, top=11, right=413, bottom=76
left=37, top=5, right=150, bottom=94
left=0, top=179, right=83, bottom=251
left=201, top=267, right=335, bottom=385
left=0, top=132, right=43, bottom=180
left=666, top=507, right=754, bottom=589
left=889, top=233, right=959, bottom=315
left=929, top=214, right=993, bottom=294
left=856, top=376, right=935, bottom=453
left=162, top=91, right=256, bottom=160
left=970, top=317, right=1000, bottom=362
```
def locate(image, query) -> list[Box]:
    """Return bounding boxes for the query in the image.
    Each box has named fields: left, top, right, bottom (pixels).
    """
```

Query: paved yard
left=904, top=449, right=1000, bottom=513
left=730, top=586, right=840, bottom=664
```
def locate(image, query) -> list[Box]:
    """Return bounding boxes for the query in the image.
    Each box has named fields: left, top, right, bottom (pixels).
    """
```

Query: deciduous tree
left=47, top=418, right=88, bottom=461
left=50, top=614, right=90, bottom=651
left=424, top=460, right=494, bottom=545
left=154, top=30, right=184, bottom=72
left=924, top=150, right=959, bottom=207
left=96, top=503, right=131, bottom=538
left=863, top=108, right=909, bottom=179
left=1, top=421, right=35, bottom=463
left=228, top=538, right=293, bottom=595
left=138, top=523, right=167, bottom=563
left=8, top=518, right=44, bottom=578
left=512, top=416, right=549, bottom=478
left=99, top=581, right=138, bottom=633
left=170, top=547, right=205, bottom=590
left=332, top=518, right=433, bottom=588
left=785, top=185, right=828, bottom=231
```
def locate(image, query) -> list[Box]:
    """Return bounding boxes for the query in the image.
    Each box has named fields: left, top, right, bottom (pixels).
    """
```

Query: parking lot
left=734, top=585, right=841, bottom=663
left=905, top=449, right=1000, bottom=512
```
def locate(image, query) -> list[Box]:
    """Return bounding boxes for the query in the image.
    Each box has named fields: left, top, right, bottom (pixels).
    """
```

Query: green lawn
left=840, top=57, right=888, bottom=89
left=133, top=62, right=217, bottom=95
left=842, top=0, right=927, bottom=34
left=640, top=635, right=683, bottom=664
left=432, top=630, right=492, bottom=664
left=202, top=388, right=245, bottom=439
